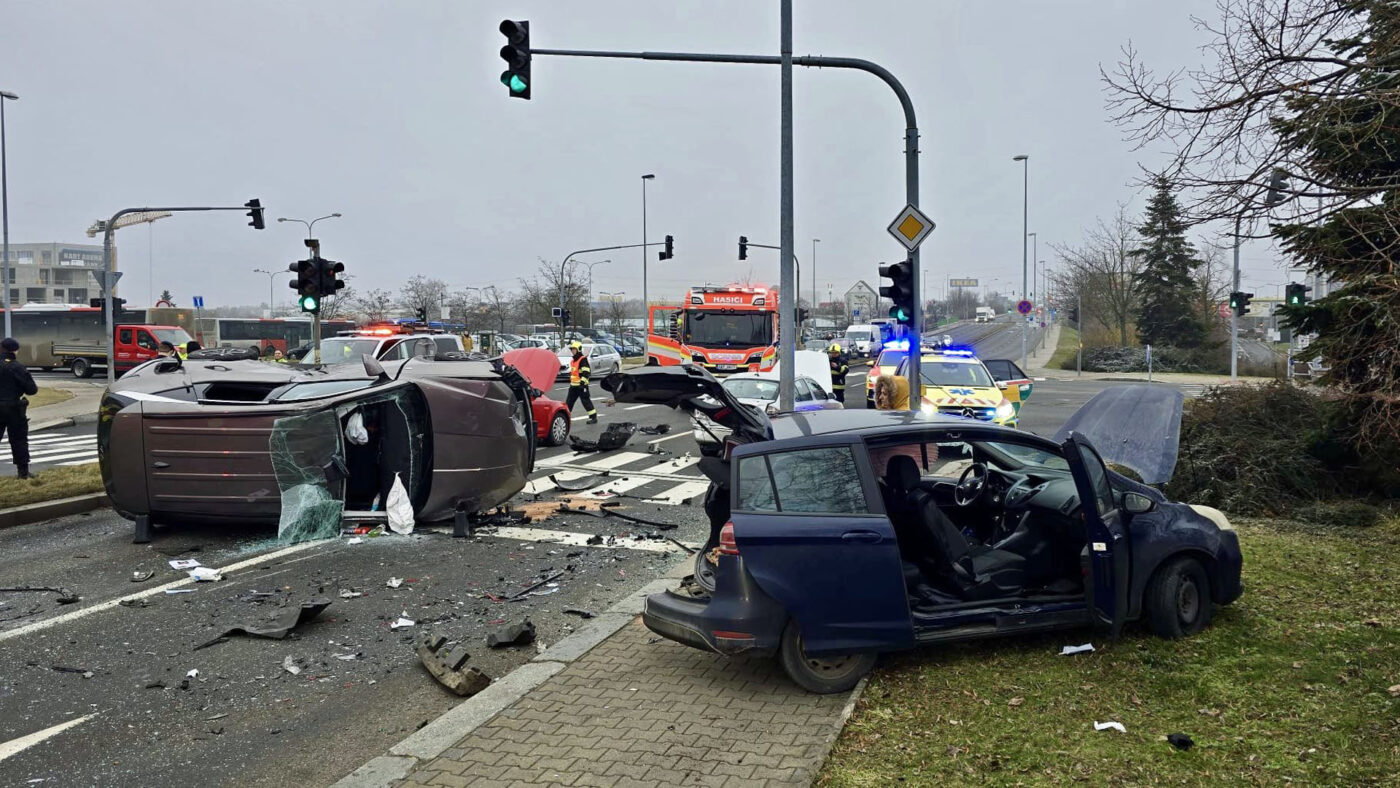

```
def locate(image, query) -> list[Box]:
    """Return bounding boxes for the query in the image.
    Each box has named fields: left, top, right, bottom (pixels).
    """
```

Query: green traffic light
left=502, top=73, right=528, bottom=94
left=299, top=294, right=319, bottom=313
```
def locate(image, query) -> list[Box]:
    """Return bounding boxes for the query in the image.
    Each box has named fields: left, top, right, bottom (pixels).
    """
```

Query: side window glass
left=767, top=447, right=868, bottom=514
left=136, top=331, right=157, bottom=350
left=1007, top=361, right=1027, bottom=379
left=434, top=337, right=456, bottom=354
left=794, top=379, right=813, bottom=401
left=119, top=328, right=133, bottom=344
left=1077, top=444, right=1116, bottom=516
left=381, top=341, right=405, bottom=360
left=985, top=360, right=1008, bottom=380
left=736, top=455, right=777, bottom=512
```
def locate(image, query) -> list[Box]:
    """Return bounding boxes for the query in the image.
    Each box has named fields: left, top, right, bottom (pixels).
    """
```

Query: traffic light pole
left=97, top=203, right=263, bottom=384
left=556, top=241, right=661, bottom=345
left=745, top=242, right=802, bottom=333
left=1231, top=214, right=1241, bottom=381
left=525, top=46, right=922, bottom=411
left=309, top=242, right=322, bottom=366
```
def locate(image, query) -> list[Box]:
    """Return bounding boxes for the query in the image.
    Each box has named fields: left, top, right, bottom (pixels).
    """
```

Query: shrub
left=1292, top=501, right=1384, bottom=528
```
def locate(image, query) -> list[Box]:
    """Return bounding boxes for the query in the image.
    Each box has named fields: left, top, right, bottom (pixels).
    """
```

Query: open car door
left=983, top=358, right=1033, bottom=412
left=603, top=365, right=772, bottom=442
left=1061, top=433, right=1130, bottom=638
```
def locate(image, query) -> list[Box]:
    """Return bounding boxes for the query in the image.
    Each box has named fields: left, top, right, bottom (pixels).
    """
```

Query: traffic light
left=499, top=20, right=531, bottom=100
left=245, top=199, right=265, bottom=230
left=1228, top=290, right=1254, bottom=316
left=1067, top=306, right=1079, bottom=324
left=1285, top=282, right=1311, bottom=306
left=318, top=259, right=346, bottom=299
left=879, top=259, right=915, bottom=326
left=289, top=259, right=319, bottom=313
left=659, top=235, right=674, bottom=261
left=1266, top=168, right=1291, bottom=206
left=738, top=236, right=748, bottom=261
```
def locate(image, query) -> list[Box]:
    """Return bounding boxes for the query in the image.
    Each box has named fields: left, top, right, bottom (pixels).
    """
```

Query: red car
left=504, top=348, right=570, bottom=446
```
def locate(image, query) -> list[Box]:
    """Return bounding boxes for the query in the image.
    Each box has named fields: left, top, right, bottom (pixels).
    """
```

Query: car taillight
left=718, top=522, right=739, bottom=555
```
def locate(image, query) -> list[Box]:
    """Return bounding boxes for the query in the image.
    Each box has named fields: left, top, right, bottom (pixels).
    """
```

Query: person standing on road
left=0, top=338, right=38, bottom=479
left=828, top=343, right=849, bottom=403
left=566, top=340, right=598, bottom=424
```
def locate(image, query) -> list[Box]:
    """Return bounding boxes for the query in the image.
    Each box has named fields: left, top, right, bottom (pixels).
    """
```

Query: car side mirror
left=1123, top=492, right=1156, bottom=514
left=996, top=381, right=1008, bottom=390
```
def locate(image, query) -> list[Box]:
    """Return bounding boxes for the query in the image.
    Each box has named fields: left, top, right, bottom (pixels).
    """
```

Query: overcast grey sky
left=1, top=0, right=1292, bottom=310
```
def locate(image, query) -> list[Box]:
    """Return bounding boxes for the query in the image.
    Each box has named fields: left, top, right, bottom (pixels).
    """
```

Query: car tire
left=545, top=412, right=569, bottom=447
left=71, top=358, right=93, bottom=379
left=1145, top=556, right=1213, bottom=638
left=778, top=620, right=875, bottom=694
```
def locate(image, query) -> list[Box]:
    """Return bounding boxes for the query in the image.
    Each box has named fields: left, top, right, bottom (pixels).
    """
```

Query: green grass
left=0, top=463, right=103, bottom=508
left=1046, top=325, right=1080, bottom=370
left=819, top=518, right=1400, bottom=786
left=27, top=388, right=74, bottom=409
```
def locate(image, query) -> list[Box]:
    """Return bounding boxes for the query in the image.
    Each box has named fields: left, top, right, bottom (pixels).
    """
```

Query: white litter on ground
left=1060, top=643, right=1095, bottom=656
left=1094, top=721, right=1127, bottom=733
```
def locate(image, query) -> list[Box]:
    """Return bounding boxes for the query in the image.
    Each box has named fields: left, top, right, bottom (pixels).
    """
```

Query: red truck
left=4, top=305, right=194, bottom=378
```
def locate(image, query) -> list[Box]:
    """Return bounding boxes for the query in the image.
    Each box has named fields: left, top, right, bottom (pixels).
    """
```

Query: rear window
left=736, top=446, right=868, bottom=514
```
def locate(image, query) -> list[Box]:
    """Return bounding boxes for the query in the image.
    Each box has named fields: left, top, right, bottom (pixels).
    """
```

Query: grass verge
left=27, top=388, right=75, bottom=409
left=818, top=517, right=1400, bottom=786
left=0, top=463, right=103, bottom=509
left=1046, top=325, right=1080, bottom=370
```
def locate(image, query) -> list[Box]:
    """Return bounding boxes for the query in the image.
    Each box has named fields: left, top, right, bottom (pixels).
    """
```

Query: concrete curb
left=0, top=493, right=109, bottom=530
left=330, top=575, right=682, bottom=788
left=30, top=411, right=97, bottom=433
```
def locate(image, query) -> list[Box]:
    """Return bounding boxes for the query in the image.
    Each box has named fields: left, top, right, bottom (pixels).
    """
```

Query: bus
left=195, top=317, right=356, bottom=355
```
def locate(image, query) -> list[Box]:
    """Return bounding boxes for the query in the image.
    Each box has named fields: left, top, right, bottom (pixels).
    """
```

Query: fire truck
left=647, top=285, right=779, bottom=375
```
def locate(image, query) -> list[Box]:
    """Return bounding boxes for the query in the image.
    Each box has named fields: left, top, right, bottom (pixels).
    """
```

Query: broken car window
left=765, top=447, right=867, bottom=514
left=736, top=455, right=777, bottom=511
left=274, top=379, right=377, bottom=402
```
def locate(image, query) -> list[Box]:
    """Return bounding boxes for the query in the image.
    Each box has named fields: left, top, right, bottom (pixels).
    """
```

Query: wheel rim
left=797, top=632, right=857, bottom=676
left=551, top=415, right=569, bottom=443
left=1177, top=575, right=1200, bottom=622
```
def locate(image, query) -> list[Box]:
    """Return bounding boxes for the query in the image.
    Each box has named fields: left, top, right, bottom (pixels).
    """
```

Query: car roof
left=749, top=408, right=1051, bottom=448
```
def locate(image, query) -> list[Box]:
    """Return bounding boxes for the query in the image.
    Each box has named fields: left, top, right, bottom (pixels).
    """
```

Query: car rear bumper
left=642, top=556, right=787, bottom=656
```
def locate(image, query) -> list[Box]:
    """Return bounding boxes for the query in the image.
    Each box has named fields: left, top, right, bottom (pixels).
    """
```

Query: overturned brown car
left=98, top=347, right=552, bottom=541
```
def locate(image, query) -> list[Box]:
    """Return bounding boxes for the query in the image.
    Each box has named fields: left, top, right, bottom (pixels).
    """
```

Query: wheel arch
left=1134, top=548, right=1219, bottom=619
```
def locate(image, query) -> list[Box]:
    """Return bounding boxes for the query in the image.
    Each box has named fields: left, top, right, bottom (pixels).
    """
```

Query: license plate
left=717, top=364, right=737, bottom=371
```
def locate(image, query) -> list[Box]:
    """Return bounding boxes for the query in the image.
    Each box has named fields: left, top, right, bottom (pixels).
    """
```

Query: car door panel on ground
left=731, top=442, right=913, bottom=654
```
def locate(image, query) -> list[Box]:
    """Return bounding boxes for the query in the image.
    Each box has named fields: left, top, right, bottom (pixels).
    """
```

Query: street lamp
left=276, top=212, right=342, bottom=239
left=1, top=90, right=17, bottom=337
left=600, top=290, right=627, bottom=335
left=811, top=238, right=820, bottom=319
left=581, top=258, right=611, bottom=326
left=253, top=268, right=293, bottom=316
left=641, top=173, right=655, bottom=315
left=1013, top=154, right=1029, bottom=367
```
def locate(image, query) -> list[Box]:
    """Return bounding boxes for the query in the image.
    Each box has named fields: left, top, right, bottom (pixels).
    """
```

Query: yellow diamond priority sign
left=887, top=203, right=935, bottom=251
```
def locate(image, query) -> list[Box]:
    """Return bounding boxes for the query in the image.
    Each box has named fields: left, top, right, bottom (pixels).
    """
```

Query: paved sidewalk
left=395, top=618, right=853, bottom=787
left=29, top=380, right=103, bottom=431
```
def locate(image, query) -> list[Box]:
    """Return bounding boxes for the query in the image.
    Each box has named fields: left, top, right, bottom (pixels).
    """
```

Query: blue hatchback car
left=604, top=367, right=1244, bottom=693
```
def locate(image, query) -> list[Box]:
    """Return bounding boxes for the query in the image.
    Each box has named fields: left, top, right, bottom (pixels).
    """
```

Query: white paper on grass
left=1060, top=643, right=1095, bottom=656
left=345, top=411, right=369, bottom=445
left=386, top=473, right=414, bottom=535
left=1094, top=721, right=1126, bottom=733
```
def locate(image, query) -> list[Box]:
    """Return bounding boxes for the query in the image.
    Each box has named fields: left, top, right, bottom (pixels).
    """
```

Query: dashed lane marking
left=0, top=712, right=101, bottom=763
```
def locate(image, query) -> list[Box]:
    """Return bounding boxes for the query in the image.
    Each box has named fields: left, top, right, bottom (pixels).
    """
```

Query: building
left=843, top=280, right=878, bottom=322
left=1, top=242, right=112, bottom=306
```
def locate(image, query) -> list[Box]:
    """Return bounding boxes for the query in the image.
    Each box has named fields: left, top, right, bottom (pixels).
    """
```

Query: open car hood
left=503, top=347, right=561, bottom=394
left=601, top=365, right=772, bottom=441
left=1052, top=383, right=1184, bottom=485
left=773, top=349, right=834, bottom=395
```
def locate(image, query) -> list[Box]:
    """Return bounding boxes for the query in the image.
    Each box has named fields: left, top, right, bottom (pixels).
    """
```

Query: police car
left=318, top=325, right=466, bottom=365
left=892, top=347, right=1027, bottom=427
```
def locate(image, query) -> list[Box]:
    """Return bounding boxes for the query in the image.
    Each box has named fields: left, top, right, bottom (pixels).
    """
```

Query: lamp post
left=641, top=173, right=655, bottom=315
left=582, top=259, right=611, bottom=326
left=600, top=290, right=626, bottom=335
left=1013, top=154, right=1029, bottom=367
left=276, top=212, right=342, bottom=240
left=1, top=90, right=17, bottom=337
left=811, top=238, right=820, bottom=318
left=252, top=268, right=293, bottom=316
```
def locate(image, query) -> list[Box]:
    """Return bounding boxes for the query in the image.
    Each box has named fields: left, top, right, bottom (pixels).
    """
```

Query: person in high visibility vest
left=828, top=343, right=849, bottom=403
left=566, top=340, right=598, bottom=424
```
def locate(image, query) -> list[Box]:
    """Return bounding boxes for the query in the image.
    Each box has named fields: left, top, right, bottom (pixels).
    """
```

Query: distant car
left=604, top=368, right=1243, bottom=694
left=694, top=350, right=841, bottom=451
left=317, top=329, right=464, bottom=365
left=555, top=343, right=623, bottom=381
left=100, top=347, right=559, bottom=541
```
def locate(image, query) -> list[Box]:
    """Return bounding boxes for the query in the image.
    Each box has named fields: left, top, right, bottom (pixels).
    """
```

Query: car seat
left=886, top=455, right=1027, bottom=601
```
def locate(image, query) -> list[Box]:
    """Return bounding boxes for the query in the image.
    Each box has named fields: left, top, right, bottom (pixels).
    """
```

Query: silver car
left=692, top=371, right=842, bottom=451
left=556, top=343, right=623, bottom=380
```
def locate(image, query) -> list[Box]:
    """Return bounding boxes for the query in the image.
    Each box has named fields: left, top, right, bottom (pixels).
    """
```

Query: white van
left=975, top=307, right=996, bottom=323
left=843, top=324, right=881, bottom=357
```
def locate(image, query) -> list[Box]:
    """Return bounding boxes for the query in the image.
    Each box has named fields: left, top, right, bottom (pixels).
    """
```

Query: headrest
left=885, top=454, right=921, bottom=492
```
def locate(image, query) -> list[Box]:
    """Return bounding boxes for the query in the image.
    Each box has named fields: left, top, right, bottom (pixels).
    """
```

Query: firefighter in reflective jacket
left=828, top=343, right=849, bottom=403
left=566, top=340, right=598, bottom=424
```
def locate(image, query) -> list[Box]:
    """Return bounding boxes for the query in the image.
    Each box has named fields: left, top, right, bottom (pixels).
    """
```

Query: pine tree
left=1131, top=177, right=1207, bottom=348
left=158, top=289, right=176, bottom=306
left=1273, top=1, right=1400, bottom=442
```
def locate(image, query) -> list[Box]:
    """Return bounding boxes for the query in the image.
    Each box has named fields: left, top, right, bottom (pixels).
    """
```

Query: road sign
left=193, top=296, right=205, bottom=309
left=90, top=270, right=123, bottom=296
left=1016, top=299, right=1032, bottom=315
left=886, top=203, right=935, bottom=251
left=949, top=278, right=978, bottom=288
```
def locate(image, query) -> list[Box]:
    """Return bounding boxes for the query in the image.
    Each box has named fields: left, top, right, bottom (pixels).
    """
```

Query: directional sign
left=1017, top=299, right=1033, bottom=315
left=193, top=296, right=205, bottom=309
left=90, top=270, right=123, bottom=296
left=949, top=278, right=978, bottom=288
left=886, top=203, right=936, bottom=251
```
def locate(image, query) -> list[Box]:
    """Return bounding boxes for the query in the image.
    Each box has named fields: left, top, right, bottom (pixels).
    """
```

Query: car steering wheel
left=954, top=463, right=988, bottom=507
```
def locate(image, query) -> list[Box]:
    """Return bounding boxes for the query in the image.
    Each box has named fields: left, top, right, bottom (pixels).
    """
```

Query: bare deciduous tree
left=352, top=288, right=395, bottom=323
left=1050, top=207, right=1143, bottom=345
left=399, top=276, right=448, bottom=321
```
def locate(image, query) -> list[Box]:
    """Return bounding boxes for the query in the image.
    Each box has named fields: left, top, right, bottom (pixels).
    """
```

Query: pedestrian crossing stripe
left=0, top=434, right=98, bottom=467
left=524, top=449, right=709, bottom=505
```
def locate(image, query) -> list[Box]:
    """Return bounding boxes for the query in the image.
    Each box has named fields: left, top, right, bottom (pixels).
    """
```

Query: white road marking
left=581, top=451, right=652, bottom=471
left=523, top=469, right=589, bottom=496
left=0, top=540, right=328, bottom=643
left=647, top=432, right=691, bottom=445
left=645, top=480, right=711, bottom=505
left=624, top=404, right=650, bottom=411
left=583, top=475, right=657, bottom=496
left=1, top=450, right=98, bottom=465
left=0, top=713, right=101, bottom=763
left=484, top=525, right=694, bottom=553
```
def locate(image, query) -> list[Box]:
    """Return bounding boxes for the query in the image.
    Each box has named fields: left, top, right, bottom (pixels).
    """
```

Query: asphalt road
left=0, top=340, right=1155, bottom=787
